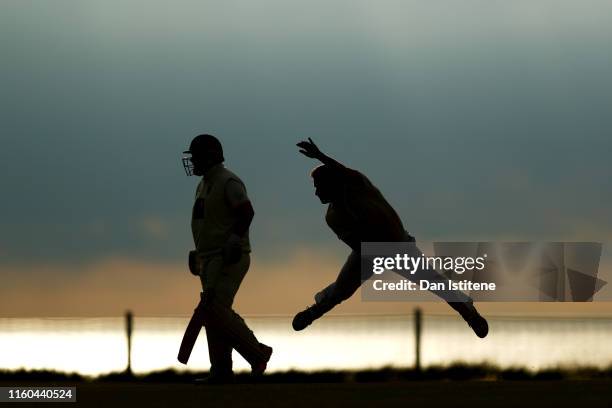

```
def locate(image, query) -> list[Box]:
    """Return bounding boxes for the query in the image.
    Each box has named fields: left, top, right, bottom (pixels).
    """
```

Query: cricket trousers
left=198, top=253, right=266, bottom=375
left=314, top=232, right=472, bottom=315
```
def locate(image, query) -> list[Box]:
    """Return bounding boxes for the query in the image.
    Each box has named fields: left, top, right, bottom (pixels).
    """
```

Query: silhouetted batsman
left=293, top=138, right=489, bottom=338
left=178, top=134, right=272, bottom=384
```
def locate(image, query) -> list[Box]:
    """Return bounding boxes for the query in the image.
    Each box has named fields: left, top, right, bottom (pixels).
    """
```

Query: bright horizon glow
left=1, top=315, right=611, bottom=376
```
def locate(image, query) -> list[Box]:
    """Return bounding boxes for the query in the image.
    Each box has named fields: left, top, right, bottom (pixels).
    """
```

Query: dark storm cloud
left=1, top=0, right=611, bottom=265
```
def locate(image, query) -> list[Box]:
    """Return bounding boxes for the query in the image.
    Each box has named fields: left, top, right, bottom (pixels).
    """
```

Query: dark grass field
left=2, top=380, right=612, bottom=407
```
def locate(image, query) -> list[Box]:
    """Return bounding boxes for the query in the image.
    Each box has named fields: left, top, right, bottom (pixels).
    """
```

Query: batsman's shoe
left=292, top=304, right=324, bottom=331
left=251, top=343, right=273, bottom=376
left=450, top=301, right=489, bottom=338
left=194, top=373, right=235, bottom=385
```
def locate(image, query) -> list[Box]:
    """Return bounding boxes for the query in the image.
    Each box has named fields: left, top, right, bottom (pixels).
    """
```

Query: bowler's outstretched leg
left=293, top=250, right=363, bottom=330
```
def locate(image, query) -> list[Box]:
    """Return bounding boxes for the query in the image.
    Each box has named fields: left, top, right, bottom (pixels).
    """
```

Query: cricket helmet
left=182, top=134, right=225, bottom=176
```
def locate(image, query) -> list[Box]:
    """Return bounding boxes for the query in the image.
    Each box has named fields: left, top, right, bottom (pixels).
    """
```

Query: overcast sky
left=1, top=0, right=611, bottom=316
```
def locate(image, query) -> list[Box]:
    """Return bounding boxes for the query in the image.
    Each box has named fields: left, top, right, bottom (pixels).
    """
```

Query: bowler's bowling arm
left=297, top=138, right=347, bottom=171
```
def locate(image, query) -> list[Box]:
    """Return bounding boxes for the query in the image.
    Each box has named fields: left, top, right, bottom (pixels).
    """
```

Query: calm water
left=0, top=315, right=610, bottom=376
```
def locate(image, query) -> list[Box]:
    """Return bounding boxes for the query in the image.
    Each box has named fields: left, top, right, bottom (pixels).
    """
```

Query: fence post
left=125, top=310, right=133, bottom=375
left=414, top=308, right=422, bottom=372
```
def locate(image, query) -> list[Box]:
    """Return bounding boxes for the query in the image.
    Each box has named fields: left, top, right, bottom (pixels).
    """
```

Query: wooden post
left=414, top=308, right=422, bottom=372
left=125, top=310, right=133, bottom=375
